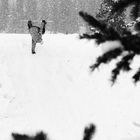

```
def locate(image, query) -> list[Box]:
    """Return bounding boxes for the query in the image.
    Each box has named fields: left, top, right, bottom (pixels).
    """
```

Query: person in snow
left=28, top=20, right=47, bottom=54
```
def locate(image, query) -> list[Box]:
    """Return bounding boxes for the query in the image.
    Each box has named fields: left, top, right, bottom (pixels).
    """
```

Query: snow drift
left=0, top=34, right=140, bottom=140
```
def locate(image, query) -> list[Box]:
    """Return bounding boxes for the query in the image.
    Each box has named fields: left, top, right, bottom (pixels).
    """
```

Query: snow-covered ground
left=0, top=33, right=140, bottom=140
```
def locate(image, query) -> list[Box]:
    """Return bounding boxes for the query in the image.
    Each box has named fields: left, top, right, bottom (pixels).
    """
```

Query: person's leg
left=32, top=39, right=36, bottom=54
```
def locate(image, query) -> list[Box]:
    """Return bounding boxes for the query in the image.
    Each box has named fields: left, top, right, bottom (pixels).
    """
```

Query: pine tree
left=111, top=0, right=140, bottom=20
left=79, top=0, right=140, bottom=85
left=111, top=0, right=140, bottom=32
left=96, top=0, right=126, bottom=35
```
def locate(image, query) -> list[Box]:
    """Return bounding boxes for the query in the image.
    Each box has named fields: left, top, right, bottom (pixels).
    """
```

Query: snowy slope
left=0, top=34, right=140, bottom=140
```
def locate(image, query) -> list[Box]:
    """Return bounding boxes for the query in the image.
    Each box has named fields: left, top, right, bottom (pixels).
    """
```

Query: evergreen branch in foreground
left=111, top=53, right=135, bottom=84
left=79, top=11, right=106, bottom=33
left=90, top=48, right=123, bottom=71
left=83, top=124, right=96, bottom=140
left=133, top=68, right=140, bottom=83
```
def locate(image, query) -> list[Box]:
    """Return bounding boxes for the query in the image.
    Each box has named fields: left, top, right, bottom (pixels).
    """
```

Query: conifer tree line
left=0, top=0, right=101, bottom=33
left=96, top=0, right=126, bottom=35
left=79, top=0, right=140, bottom=85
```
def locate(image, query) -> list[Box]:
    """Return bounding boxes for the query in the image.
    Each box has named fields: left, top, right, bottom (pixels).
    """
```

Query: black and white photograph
left=1, top=0, right=140, bottom=140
